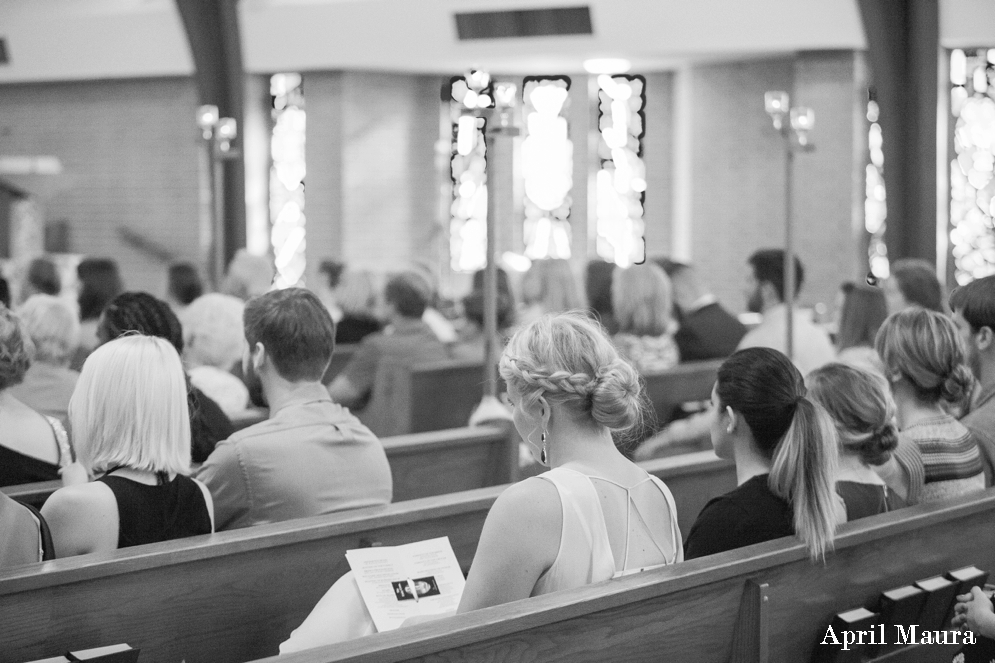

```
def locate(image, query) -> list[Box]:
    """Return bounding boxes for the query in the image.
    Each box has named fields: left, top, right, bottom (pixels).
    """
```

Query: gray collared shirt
left=197, top=383, right=392, bottom=530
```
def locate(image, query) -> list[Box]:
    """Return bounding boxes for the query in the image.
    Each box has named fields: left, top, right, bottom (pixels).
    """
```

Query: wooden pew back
left=0, top=451, right=732, bottom=663
left=642, top=359, right=722, bottom=425
left=261, top=488, right=995, bottom=663
left=360, top=359, right=488, bottom=437
left=0, top=426, right=517, bottom=509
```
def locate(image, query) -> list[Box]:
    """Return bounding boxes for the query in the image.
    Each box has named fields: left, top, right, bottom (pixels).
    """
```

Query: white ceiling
left=0, top=0, right=993, bottom=83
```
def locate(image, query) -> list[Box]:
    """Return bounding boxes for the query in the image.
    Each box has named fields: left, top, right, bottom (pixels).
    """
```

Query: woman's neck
left=837, top=452, right=884, bottom=484
left=104, top=466, right=170, bottom=485
left=733, top=440, right=772, bottom=486
left=892, top=380, right=946, bottom=429
left=545, top=416, right=621, bottom=472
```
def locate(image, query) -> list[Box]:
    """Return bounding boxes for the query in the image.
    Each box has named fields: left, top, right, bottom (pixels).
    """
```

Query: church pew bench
left=642, top=358, right=722, bottom=426
left=0, top=479, right=62, bottom=510
left=359, top=358, right=724, bottom=438
left=0, top=426, right=517, bottom=509
left=257, top=488, right=995, bottom=663
left=323, top=344, right=358, bottom=385
left=359, top=359, right=489, bottom=437
left=0, top=450, right=732, bottom=663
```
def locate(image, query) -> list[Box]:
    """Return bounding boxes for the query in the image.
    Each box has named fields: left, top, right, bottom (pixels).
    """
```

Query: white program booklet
left=345, top=536, right=466, bottom=632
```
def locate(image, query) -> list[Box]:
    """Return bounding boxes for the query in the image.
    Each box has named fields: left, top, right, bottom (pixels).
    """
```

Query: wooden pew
left=323, top=343, right=358, bottom=384
left=259, top=488, right=995, bottom=663
left=359, top=358, right=723, bottom=438
left=0, top=450, right=733, bottom=663
left=359, top=359, right=488, bottom=437
left=642, top=359, right=722, bottom=426
left=0, top=426, right=518, bottom=509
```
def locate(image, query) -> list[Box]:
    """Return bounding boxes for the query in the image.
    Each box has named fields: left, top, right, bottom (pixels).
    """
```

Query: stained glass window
left=269, top=73, right=306, bottom=288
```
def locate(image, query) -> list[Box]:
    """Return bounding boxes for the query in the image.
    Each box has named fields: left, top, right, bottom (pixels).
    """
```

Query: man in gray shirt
left=198, top=288, right=392, bottom=530
left=951, top=275, right=995, bottom=486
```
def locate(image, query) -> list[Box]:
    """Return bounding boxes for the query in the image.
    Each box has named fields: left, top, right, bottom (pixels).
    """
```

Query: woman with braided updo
left=874, top=307, right=983, bottom=502
left=684, top=347, right=843, bottom=561
left=457, top=312, right=682, bottom=611
left=807, top=363, right=909, bottom=519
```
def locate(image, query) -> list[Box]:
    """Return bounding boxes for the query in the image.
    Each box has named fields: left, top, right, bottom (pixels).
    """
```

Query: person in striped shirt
left=875, top=307, right=984, bottom=503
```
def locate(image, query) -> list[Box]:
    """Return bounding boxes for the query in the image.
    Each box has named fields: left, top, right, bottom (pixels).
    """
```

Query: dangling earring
left=540, top=429, right=548, bottom=465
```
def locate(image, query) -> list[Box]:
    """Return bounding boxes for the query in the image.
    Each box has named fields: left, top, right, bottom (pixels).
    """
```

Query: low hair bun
left=859, top=422, right=899, bottom=466
left=589, top=359, right=642, bottom=431
left=940, top=363, right=975, bottom=405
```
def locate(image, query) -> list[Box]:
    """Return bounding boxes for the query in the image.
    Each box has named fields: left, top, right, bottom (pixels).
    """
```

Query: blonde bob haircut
left=70, top=335, right=191, bottom=475
left=612, top=263, right=676, bottom=337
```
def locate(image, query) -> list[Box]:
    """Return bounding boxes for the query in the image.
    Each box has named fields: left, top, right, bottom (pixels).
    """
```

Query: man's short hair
left=891, top=258, right=943, bottom=312
left=168, top=262, right=204, bottom=306
left=748, top=249, right=804, bottom=302
left=950, top=274, right=995, bottom=333
left=244, top=287, right=335, bottom=381
left=318, top=260, right=345, bottom=289
left=385, top=271, right=431, bottom=319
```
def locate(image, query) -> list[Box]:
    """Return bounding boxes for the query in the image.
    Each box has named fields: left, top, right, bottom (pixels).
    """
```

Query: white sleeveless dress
left=280, top=466, right=682, bottom=653
left=531, top=466, right=683, bottom=596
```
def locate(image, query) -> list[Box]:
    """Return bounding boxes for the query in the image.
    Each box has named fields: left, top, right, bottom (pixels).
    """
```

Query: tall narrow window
left=595, top=75, right=646, bottom=267
left=522, top=77, right=573, bottom=259
left=270, top=73, right=306, bottom=288
left=950, top=48, right=995, bottom=283
left=865, top=94, right=888, bottom=279
left=448, top=71, right=492, bottom=273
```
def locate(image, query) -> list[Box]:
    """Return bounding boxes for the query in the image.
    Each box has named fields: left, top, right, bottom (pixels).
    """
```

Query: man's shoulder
left=227, top=404, right=375, bottom=445
left=963, top=396, right=995, bottom=435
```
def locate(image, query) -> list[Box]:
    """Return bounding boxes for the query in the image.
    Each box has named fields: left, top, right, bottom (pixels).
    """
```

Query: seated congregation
left=1, top=250, right=995, bottom=662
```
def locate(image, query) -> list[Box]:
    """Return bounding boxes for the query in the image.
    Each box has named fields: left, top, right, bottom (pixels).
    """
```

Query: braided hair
left=100, top=292, right=184, bottom=353
left=499, top=311, right=644, bottom=432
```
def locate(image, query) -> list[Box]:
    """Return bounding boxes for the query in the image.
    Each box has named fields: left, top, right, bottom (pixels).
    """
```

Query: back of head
left=585, top=260, right=615, bottom=322
left=221, top=250, right=275, bottom=302
left=463, top=291, right=515, bottom=330
left=716, top=347, right=839, bottom=559
left=101, top=292, right=184, bottom=353
left=836, top=284, right=888, bottom=351
left=0, top=305, right=32, bottom=391
left=17, top=294, right=80, bottom=365
left=748, top=249, right=804, bottom=302
left=244, top=287, right=335, bottom=382
left=891, top=259, right=943, bottom=312
left=77, top=258, right=123, bottom=321
left=182, top=293, right=246, bottom=369
left=521, top=259, right=585, bottom=312
left=26, top=257, right=61, bottom=296
left=71, top=335, right=190, bottom=475
left=337, top=270, right=379, bottom=316
left=318, top=260, right=345, bottom=290
left=807, top=363, right=898, bottom=465
left=167, top=262, right=204, bottom=306
left=499, top=312, right=643, bottom=433
left=875, top=307, right=974, bottom=404
left=385, top=271, right=431, bottom=319
left=611, top=263, right=674, bottom=337
left=949, top=274, right=995, bottom=332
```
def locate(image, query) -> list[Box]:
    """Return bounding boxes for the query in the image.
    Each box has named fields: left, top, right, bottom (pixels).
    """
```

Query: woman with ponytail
left=807, top=363, right=909, bottom=519
left=684, top=347, right=843, bottom=561
left=874, top=307, right=983, bottom=502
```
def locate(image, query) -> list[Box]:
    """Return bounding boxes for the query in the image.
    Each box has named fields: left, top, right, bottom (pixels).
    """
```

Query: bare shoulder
left=487, top=476, right=560, bottom=528
left=42, top=481, right=116, bottom=520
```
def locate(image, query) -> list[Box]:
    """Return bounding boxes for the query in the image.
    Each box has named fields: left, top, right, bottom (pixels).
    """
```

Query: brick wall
left=0, top=77, right=202, bottom=296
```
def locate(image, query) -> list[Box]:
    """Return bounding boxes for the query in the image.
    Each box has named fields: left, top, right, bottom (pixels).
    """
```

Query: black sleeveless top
left=0, top=445, right=60, bottom=487
left=97, top=471, right=212, bottom=548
